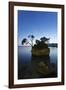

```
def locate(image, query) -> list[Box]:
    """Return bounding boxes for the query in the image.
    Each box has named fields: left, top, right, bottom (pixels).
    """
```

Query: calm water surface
left=18, top=46, right=57, bottom=79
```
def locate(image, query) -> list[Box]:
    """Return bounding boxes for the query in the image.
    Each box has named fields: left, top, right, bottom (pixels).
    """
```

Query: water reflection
left=18, top=46, right=57, bottom=79
left=31, top=55, right=57, bottom=78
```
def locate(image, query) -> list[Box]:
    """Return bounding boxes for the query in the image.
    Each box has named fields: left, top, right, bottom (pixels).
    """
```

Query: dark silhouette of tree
left=33, top=37, right=49, bottom=50
left=28, top=35, right=35, bottom=46
left=36, top=40, right=40, bottom=45
left=40, top=37, right=49, bottom=43
left=21, top=36, right=49, bottom=49
left=22, top=38, right=28, bottom=45
left=22, top=35, right=35, bottom=46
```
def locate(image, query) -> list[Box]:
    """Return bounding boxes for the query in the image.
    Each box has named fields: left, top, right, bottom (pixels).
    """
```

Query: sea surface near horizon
left=18, top=46, right=57, bottom=79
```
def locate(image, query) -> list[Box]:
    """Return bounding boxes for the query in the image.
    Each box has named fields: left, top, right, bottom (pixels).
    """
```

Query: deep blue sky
left=18, top=10, right=57, bottom=46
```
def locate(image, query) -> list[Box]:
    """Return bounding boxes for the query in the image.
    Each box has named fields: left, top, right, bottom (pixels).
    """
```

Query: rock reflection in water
left=18, top=46, right=57, bottom=79
left=18, top=55, right=57, bottom=79
left=31, top=55, right=57, bottom=78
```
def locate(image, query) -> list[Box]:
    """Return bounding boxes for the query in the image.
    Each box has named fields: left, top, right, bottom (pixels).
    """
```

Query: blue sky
left=18, top=10, right=57, bottom=46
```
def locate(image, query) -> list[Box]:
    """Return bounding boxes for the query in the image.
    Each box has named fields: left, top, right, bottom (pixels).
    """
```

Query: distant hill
left=48, top=43, right=58, bottom=47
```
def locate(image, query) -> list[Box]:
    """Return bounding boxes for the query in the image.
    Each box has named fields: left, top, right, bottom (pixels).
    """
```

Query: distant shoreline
left=48, top=43, right=58, bottom=47
left=18, top=43, right=58, bottom=47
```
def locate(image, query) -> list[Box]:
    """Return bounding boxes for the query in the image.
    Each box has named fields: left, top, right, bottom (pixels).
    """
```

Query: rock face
left=31, top=37, right=50, bottom=56
left=32, top=48, right=50, bottom=56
